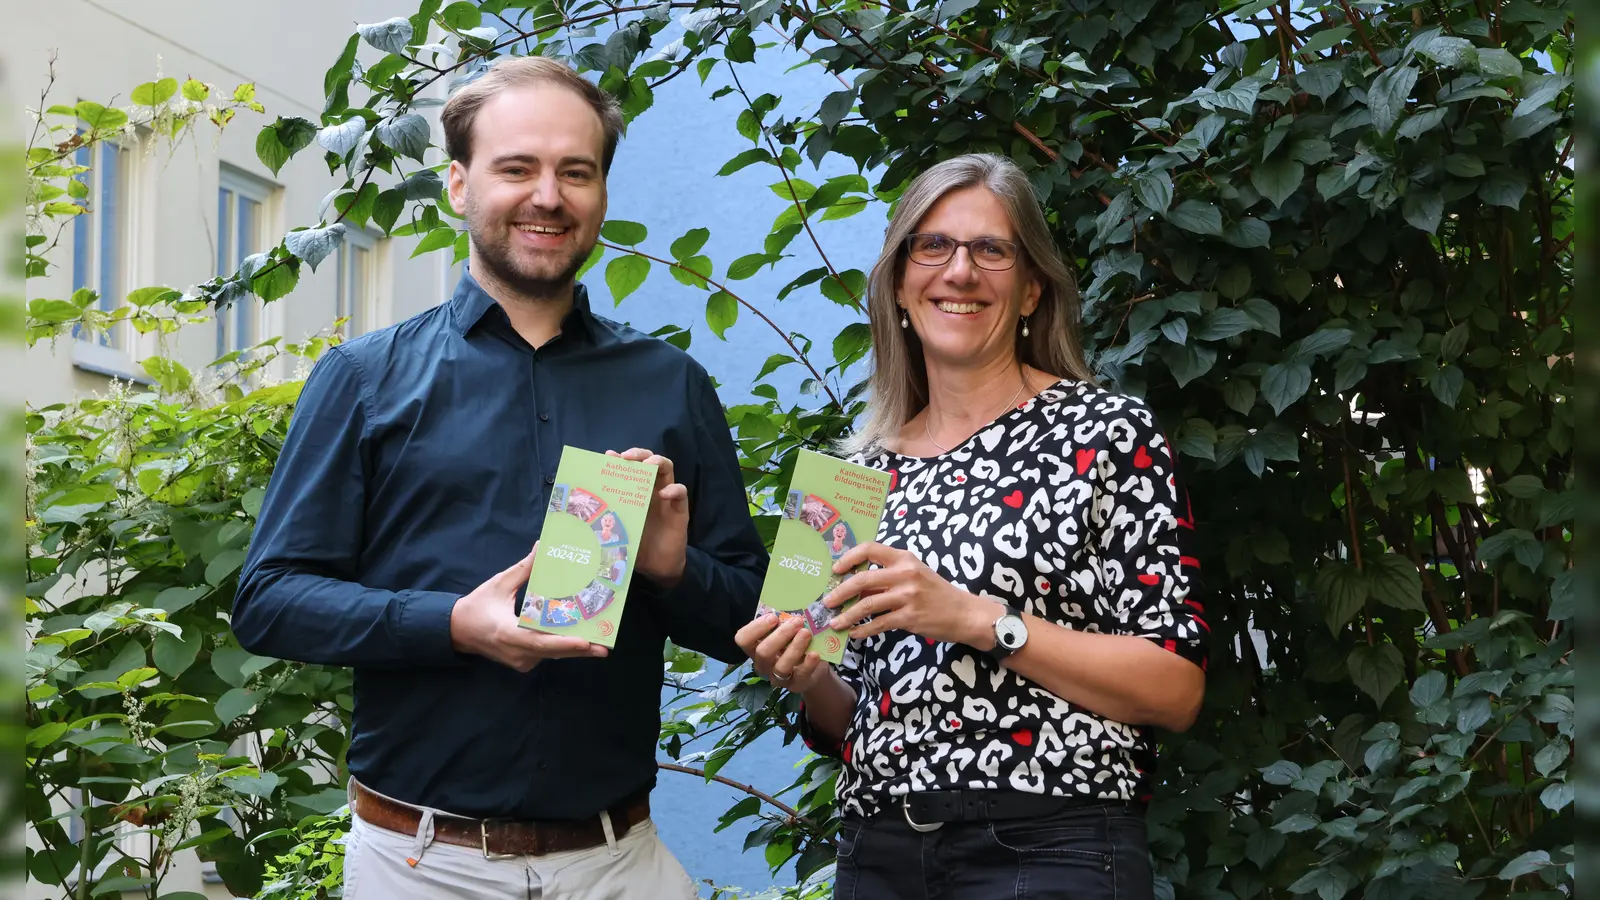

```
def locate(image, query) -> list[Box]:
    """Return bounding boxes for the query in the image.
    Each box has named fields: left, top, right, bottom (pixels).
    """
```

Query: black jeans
left=833, top=802, right=1154, bottom=900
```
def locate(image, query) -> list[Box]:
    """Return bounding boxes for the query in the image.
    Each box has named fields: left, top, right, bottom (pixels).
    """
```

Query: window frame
left=69, top=128, right=152, bottom=381
left=214, top=165, right=280, bottom=362
left=335, top=228, right=382, bottom=338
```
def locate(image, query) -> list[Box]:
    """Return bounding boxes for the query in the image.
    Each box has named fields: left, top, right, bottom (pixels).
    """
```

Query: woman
left=736, top=154, right=1207, bottom=899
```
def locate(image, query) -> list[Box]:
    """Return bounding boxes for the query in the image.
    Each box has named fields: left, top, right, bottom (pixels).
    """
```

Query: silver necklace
left=924, top=375, right=1029, bottom=454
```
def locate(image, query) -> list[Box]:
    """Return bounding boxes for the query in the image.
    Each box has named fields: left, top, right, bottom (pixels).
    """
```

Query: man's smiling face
left=448, top=82, right=607, bottom=298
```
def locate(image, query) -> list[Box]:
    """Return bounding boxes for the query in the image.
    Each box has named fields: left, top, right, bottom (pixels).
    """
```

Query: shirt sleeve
left=643, top=365, right=769, bottom=664
left=1089, top=398, right=1208, bottom=669
left=232, top=347, right=465, bottom=668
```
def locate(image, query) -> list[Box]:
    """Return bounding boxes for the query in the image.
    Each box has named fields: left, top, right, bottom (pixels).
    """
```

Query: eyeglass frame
left=902, top=232, right=1022, bottom=272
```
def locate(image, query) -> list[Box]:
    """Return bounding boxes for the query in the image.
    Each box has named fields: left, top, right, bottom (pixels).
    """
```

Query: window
left=72, top=137, right=132, bottom=348
left=215, top=168, right=274, bottom=358
left=335, top=231, right=379, bottom=337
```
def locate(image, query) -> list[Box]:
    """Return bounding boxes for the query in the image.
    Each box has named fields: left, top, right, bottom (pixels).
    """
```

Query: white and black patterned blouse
left=801, top=380, right=1208, bottom=818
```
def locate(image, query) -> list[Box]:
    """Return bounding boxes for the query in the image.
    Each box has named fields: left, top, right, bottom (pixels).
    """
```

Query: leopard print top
left=804, top=379, right=1208, bottom=818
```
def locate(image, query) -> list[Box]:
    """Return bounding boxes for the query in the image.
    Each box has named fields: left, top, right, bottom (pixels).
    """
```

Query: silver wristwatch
left=988, top=604, right=1028, bottom=660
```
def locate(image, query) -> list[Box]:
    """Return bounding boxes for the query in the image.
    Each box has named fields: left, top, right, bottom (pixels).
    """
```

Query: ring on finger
left=772, top=670, right=792, bottom=682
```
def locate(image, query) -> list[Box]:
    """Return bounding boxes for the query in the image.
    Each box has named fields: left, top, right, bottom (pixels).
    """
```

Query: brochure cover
left=518, top=447, right=658, bottom=648
left=756, top=449, right=892, bottom=663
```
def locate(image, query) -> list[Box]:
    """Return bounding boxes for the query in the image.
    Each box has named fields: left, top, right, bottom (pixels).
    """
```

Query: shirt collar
left=448, top=268, right=599, bottom=345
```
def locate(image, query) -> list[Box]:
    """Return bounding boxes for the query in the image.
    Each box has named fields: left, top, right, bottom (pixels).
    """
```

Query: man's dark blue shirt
left=234, top=272, right=766, bottom=820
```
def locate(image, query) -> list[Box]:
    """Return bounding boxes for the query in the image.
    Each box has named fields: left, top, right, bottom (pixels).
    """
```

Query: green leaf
left=375, top=113, right=430, bottom=161
left=705, top=291, right=738, bottom=339
left=1222, top=379, right=1256, bottom=415
left=606, top=254, right=650, bottom=303
left=1497, top=850, right=1550, bottom=880
left=1403, top=190, right=1443, bottom=233
left=769, top=179, right=816, bottom=203
left=670, top=228, right=711, bottom=261
left=832, top=322, right=872, bottom=369
left=132, top=78, right=179, bottom=106
left=1347, top=643, right=1404, bottom=705
left=601, top=220, right=648, bottom=245
left=1410, top=670, right=1447, bottom=707
left=1367, top=554, right=1425, bottom=612
left=256, top=117, right=317, bottom=176
left=358, top=17, right=414, bottom=55
left=756, top=354, right=796, bottom=380
left=141, top=357, right=192, bottom=394
left=153, top=630, right=200, bottom=677
left=1261, top=361, right=1312, bottom=414
left=1317, top=563, right=1368, bottom=632
left=317, top=117, right=367, bottom=159
left=717, top=148, right=772, bottom=176
left=1478, top=168, right=1527, bottom=209
left=1223, top=218, right=1271, bottom=248
left=1166, top=200, right=1223, bottom=235
left=1368, top=66, right=1420, bottom=135
left=216, top=687, right=258, bottom=724
left=1298, top=26, right=1352, bottom=55
left=284, top=224, right=347, bottom=272
left=181, top=78, right=210, bottom=102
left=727, top=253, right=775, bottom=280
left=75, top=100, right=129, bottom=131
left=1251, top=158, right=1303, bottom=209
left=1298, top=328, right=1353, bottom=359
left=1134, top=170, right=1173, bottom=214
left=1193, top=308, right=1255, bottom=341
left=670, top=255, right=713, bottom=289
left=821, top=270, right=865, bottom=307
left=1500, top=473, right=1544, bottom=498
left=1547, top=571, right=1576, bottom=621
left=1474, top=47, right=1524, bottom=78
left=205, top=549, right=247, bottom=586
left=1430, top=365, right=1464, bottom=406
left=411, top=226, right=458, bottom=259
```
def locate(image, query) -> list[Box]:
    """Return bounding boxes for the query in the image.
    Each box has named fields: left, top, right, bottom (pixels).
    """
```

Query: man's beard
left=464, top=197, right=593, bottom=302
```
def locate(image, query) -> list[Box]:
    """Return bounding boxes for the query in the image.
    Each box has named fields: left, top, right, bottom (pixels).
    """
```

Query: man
left=233, top=56, right=766, bottom=899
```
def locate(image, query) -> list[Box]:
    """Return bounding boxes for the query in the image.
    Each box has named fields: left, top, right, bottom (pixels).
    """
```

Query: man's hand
left=608, top=448, right=689, bottom=589
left=449, top=544, right=608, bottom=672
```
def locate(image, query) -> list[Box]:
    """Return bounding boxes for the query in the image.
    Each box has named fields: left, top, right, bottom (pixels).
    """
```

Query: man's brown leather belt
left=350, top=779, right=651, bottom=858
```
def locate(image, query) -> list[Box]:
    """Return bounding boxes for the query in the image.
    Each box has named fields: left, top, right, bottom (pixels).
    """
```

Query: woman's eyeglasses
left=904, top=233, right=1020, bottom=271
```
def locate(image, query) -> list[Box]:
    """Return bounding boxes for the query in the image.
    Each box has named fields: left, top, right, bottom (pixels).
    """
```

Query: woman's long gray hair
left=840, top=153, right=1094, bottom=457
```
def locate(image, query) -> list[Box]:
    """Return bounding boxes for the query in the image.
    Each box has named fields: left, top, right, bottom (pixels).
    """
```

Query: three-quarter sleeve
left=233, top=347, right=465, bottom=667
left=1088, top=398, right=1208, bottom=669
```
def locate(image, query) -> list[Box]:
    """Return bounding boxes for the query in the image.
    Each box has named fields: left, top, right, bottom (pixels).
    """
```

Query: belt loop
left=407, top=808, right=436, bottom=867
left=599, top=809, right=621, bottom=857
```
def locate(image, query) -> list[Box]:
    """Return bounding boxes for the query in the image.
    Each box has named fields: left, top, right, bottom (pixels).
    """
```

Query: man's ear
left=446, top=159, right=468, bottom=215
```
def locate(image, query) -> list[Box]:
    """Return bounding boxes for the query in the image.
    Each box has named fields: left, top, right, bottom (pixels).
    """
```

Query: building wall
left=18, top=0, right=453, bottom=409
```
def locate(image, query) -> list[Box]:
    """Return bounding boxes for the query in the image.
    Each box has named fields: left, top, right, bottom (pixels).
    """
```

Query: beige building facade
left=19, top=0, right=458, bottom=407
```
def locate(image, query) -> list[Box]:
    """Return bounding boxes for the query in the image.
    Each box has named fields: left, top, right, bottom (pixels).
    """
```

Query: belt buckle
left=480, top=820, right=519, bottom=860
left=902, top=795, right=943, bottom=833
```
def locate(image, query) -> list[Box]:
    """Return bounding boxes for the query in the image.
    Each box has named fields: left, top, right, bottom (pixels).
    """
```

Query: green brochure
left=757, top=448, right=892, bottom=663
left=518, top=447, right=658, bottom=648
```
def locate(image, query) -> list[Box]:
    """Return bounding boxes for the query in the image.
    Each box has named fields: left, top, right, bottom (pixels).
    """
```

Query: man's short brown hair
left=440, top=56, right=625, bottom=174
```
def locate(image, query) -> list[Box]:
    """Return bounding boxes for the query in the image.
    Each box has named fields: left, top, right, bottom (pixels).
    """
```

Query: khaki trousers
left=343, top=799, right=699, bottom=899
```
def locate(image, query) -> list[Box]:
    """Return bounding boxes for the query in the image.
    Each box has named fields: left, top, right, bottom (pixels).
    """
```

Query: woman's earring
left=1021, top=315, right=1031, bottom=337
left=901, top=308, right=909, bottom=329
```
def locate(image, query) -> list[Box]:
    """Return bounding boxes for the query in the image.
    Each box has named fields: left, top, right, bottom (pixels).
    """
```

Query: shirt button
left=538, top=413, right=549, bottom=422
left=544, top=475, right=555, bottom=485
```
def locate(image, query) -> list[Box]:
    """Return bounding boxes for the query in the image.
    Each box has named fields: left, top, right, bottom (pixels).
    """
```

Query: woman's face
left=833, top=523, right=847, bottom=541
left=897, top=185, right=1041, bottom=370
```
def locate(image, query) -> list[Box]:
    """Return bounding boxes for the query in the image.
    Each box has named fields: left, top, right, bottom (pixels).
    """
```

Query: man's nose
left=529, top=170, right=562, bottom=210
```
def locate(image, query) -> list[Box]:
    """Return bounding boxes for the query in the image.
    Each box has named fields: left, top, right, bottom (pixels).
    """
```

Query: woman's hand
left=825, top=542, right=999, bottom=646
left=735, top=614, right=831, bottom=693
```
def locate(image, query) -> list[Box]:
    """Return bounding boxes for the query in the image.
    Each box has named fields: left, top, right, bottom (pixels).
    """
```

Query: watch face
left=998, top=616, right=1026, bottom=648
